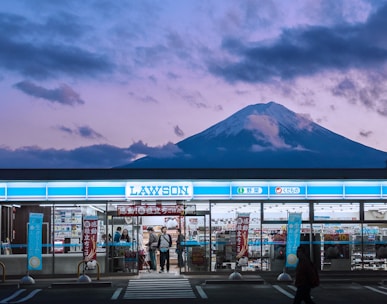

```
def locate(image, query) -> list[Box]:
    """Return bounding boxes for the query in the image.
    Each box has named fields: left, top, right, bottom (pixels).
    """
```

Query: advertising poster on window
left=27, top=213, right=43, bottom=271
left=286, top=213, right=302, bottom=268
left=117, top=204, right=184, bottom=216
left=236, top=213, right=250, bottom=259
left=83, top=216, right=98, bottom=262
left=324, top=233, right=350, bottom=259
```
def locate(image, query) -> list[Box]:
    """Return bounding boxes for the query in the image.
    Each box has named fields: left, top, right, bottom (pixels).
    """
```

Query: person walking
left=176, top=228, right=185, bottom=268
left=293, top=246, right=318, bottom=304
left=157, top=226, right=172, bottom=273
left=146, top=226, right=158, bottom=271
left=114, top=226, right=122, bottom=242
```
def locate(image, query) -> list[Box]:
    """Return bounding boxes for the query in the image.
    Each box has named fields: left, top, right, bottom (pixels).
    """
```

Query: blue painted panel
left=345, top=185, right=381, bottom=196
left=307, top=185, right=343, bottom=196
left=88, top=186, right=126, bottom=196
left=47, top=187, right=86, bottom=197
left=193, top=186, right=230, bottom=196
left=7, top=187, right=46, bottom=197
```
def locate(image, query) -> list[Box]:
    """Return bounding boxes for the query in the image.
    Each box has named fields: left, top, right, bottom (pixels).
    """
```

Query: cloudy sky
left=1, top=0, right=387, bottom=168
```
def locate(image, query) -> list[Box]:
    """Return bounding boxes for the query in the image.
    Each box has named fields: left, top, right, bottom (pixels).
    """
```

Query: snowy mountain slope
left=121, top=102, right=387, bottom=168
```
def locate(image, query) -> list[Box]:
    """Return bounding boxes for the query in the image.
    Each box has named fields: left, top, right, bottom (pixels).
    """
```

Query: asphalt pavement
left=0, top=270, right=386, bottom=303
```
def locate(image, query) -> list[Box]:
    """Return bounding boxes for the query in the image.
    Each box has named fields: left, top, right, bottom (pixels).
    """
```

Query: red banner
left=236, top=213, right=250, bottom=259
left=83, top=216, right=98, bottom=262
left=117, top=205, right=184, bottom=216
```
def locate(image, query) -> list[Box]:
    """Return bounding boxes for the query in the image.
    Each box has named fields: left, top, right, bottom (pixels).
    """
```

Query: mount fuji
left=121, top=102, right=387, bottom=168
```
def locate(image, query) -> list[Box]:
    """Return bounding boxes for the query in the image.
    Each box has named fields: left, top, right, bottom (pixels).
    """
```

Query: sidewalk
left=0, top=270, right=386, bottom=289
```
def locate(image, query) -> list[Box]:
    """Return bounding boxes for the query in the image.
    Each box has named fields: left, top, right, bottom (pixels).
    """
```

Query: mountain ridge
left=120, top=102, right=387, bottom=168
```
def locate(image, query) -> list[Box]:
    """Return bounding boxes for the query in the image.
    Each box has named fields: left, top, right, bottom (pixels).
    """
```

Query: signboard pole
left=21, top=213, right=43, bottom=285
left=277, top=212, right=302, bottom=282
left=78, top=215, right=98, bottom=282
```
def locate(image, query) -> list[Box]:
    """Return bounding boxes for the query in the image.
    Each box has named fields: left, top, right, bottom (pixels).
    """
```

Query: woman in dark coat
left=293, top=246, right=317, bottom=304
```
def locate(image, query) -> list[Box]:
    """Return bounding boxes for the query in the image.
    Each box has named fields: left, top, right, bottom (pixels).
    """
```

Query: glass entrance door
left=107, top=214, right=139, bottom=273
left=182, top=211, right=211, bottom=273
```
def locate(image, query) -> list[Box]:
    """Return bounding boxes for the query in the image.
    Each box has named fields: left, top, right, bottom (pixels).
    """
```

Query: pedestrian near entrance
left=158, top=226, right=172, bottom=273
left=113, top=226, right=122, bottom=257
left=114, top=226, right=122, bottom=242
left=176, top=228, right=185, bottom=267
left=120, top=228, right=131, bottom=242
left=293, top=246, right=318, bottom=304
left=146, top=226, right=158, bottom=271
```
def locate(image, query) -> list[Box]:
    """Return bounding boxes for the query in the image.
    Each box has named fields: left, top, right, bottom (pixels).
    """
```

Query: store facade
left=0, top=169, right=386, bottom=277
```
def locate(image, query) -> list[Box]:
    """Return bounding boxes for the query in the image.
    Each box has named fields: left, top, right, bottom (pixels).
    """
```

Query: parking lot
left=0, top=272, right=386, bottom=303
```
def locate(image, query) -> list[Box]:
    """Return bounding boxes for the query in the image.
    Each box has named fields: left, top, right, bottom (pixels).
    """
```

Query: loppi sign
left=126, top=182, right=193, bottom=200
left=117, top=204, right=185, bottom=216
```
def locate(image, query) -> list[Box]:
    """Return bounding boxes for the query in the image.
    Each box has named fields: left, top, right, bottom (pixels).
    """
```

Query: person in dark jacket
left=293, top=246, right=317, bottom=304
left=157, top=226, right=172, bottom=273
left=146, top=226, right=158, bottom=271
left=120, top=228, right=131, bottom=242
left=176, top=228, right=185, bottom=267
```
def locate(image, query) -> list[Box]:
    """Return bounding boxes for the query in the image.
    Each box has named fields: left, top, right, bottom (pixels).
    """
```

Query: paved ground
left=0, top=271, right=386, bottom=303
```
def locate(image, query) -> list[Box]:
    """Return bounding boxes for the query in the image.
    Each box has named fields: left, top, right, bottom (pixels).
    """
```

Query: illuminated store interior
left=1, top=176, right=387, bottom=277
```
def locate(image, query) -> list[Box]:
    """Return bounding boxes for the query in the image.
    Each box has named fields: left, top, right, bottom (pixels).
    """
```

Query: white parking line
left=273, top=285, right=294, bottom=299
left=13, top=289, right=42, bottom=303
left=365, top=286, right=387, bottom=296
left=111, top=287, right=123, bottom=300
left=196, top=286, right=208, bottom=299
left=0, top=289, right=26, bottom=303
left=288, top=285, right=297, bottom=291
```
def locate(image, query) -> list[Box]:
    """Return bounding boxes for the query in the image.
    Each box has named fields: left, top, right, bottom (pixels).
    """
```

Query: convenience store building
left=1, top=168, right=387, bottom=277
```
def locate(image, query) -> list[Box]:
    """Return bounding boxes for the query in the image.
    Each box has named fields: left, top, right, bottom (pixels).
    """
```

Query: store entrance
left=107, top=214, right=141, bottom=273
left=107, top=209, right=186, bottom=274
left=106, top=205, right=211, bottom=274
left=182, top=211, right=211, bottom=273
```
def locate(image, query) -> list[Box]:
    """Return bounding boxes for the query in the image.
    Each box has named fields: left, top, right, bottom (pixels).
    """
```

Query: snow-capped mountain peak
left=121, top=102, right=387, bottom=168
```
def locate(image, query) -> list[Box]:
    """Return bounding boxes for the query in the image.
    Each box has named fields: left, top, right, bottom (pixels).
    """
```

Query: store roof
left=0, top=168, right=386, bottom=181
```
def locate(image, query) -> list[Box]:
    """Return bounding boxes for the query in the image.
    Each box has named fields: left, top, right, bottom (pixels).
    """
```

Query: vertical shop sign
left=286, top=213, right=302, bottom=268
left=236, top=213, right=250, bottom=259
left=27, top=213, right=43, bottom=271
left=83, top=216, right=98, bottom=262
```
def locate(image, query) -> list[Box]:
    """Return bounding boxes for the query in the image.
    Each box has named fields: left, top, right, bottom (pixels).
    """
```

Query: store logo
left=126, top=182, right=193, bottom=199
left=275, top=186, right=301, bottom=194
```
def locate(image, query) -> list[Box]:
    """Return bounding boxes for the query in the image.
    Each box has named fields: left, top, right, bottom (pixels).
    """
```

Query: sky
left=1, top=0, right=387, bottom=168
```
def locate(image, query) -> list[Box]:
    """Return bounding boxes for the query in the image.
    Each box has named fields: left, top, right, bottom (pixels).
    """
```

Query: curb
left=204, top=279, right=265, bottom=285
left=50, top=281, right=112, bottom=289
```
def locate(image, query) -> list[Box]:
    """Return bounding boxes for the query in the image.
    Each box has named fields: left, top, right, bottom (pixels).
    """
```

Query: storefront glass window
left=0, top=202, right=107, bottom=276
left=314, top=202, right=359, bottom=221
left=262, top=222, right=315, bottom=271
left=52, top=203, right=107, bottom=274
left=364, top=202, right=387, bottom=221
left=210, top=201, right=261, bottom=271
left=263, top=202, right=310, bottom=221
left=315, top=223, right=357, bottom=271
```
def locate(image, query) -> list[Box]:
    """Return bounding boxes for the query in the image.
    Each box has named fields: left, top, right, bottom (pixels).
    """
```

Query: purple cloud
left=14, top=81, right=85, bottom=106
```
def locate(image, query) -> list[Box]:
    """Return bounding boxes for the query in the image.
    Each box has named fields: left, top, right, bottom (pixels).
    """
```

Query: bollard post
left=77, top=260, right=100, bottom=282
left=20, top=271, right=35, bottom=285
left=277, top=267, right=292, bottom=282
left=229, top=263, right=243, bottom=280
left=0, top=261, right=5, bottom=282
